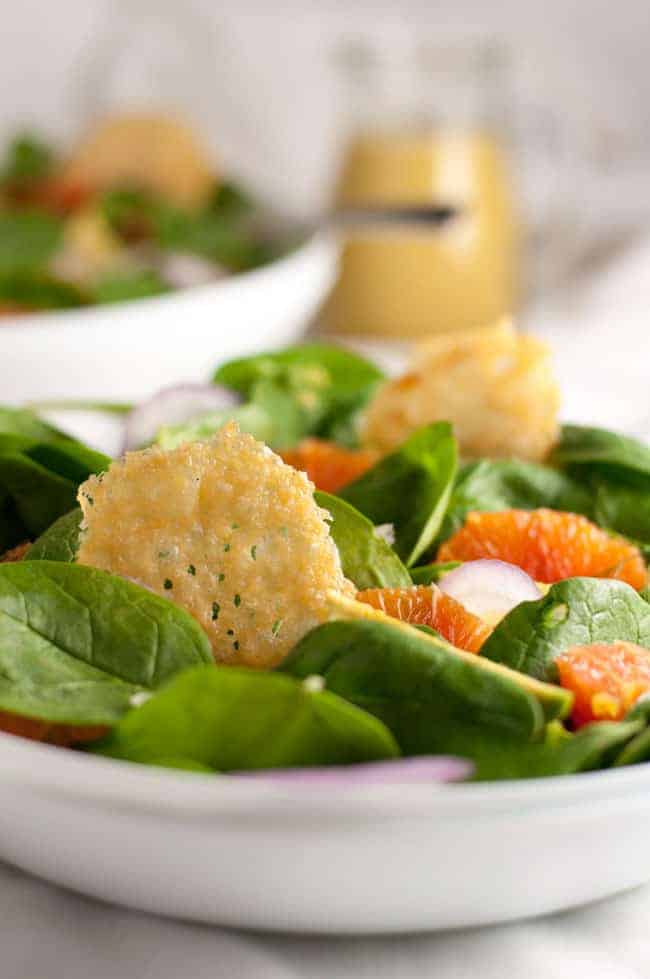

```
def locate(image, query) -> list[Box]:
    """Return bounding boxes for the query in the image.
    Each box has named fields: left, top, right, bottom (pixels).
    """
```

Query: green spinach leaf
left=463, top=718, right=644, bottom=781
left=213, top=343, right=384, bottom=446
left=0, top=272, right=86, bottom=310
left=26, top=508, right=81, bottom=562
left=93, top=665, right=399, bottom=771
left=438, top=458, right=594, bottom=544
left=156, top=380, right=305, bottom=451
left=481, top=578, right=650, bottom=682
left=410, top=561, right=461, bottom=585
left=0, top=406, right=70, bottom=442
left=0, top=211, right=63, bottom=275
left=279, top=618, right=571, bottom=758
left=93, top=270, right=170, bottom=305
left=209, top=180, right=254, bottom=220
left=550, top=425, right=650, bottom=487
left=1, top=134, right=54, bottom=187
left=0, top=451, right=78, bottom=545
left=157, top=205, right=270, bottom=272
left=0, top=561, right=213, bottom=724
left=0, top=415, right=108, bottom=550
left=339, top=423, right=457, bottom=567
left=593, top=482, right=650, bottom=547
left=315, top=491, right=411, bottom=589
left=214, top=343, right=384, bottom=400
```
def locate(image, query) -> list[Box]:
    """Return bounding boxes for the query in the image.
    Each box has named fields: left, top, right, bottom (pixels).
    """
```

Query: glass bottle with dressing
left=323, top=39, right=518, bottom=338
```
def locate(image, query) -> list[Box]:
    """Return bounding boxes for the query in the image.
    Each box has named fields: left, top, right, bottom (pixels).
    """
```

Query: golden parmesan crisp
left=49, top=206, right=125, bottom=284
left=61, top=113, right=216, bottom=209
left=76, top=423, right=354, bottom=668
left=361, top=320, right=560, bottom=462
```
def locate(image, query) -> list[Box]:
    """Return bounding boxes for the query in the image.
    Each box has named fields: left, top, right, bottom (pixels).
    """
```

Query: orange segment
left=438, top=509, right=647, bottom=590
left=356, top=584, right=492, bottom=653
left=0, top=712, right=107, bottom=746
left=281, top=439, right=378, bottom=494
left=556, top=641, right=650, bottom=727
left=0, top=542, right=30, bottom=563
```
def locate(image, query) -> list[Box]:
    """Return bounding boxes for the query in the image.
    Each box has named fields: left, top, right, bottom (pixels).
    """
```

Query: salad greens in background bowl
left=3, top=338, right=650, bottom=932
left=0, top=122, right=337, bottom=403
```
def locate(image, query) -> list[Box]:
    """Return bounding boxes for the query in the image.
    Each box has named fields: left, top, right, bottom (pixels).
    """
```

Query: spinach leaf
left=26, top=441, right=108, bottom=485
left=614, top=726, right=650, bottom=767
left=93, top=270, right=170, bottom=305
left=1, top=134, right=54, bottom=187
left=0, top=406, right=70, bottom=442
left=215, top=343, right=384, bottom=401
left=0, top=211, right=63, bottom=275
left=593, top=482, right=650, bottom=547
left=339, top=423, right=457, bottom=567
left=26, top=508, right=81, bottom=562
left=213, top=344, right=384, bottom=446
left=0, top=451, right=78, bottom=546
left=481, top=578, right=650, bottom=682
left=463, top=718, right=644, bottom=781
left=438, top=458, right=594, bottom=544
left=93, top=665, right=399, bottom=771
left=0, top=561, right=212, bottom=725
left=156, top=381, right=305, bottom=451
left=0, top=272, right=86, bottom=310
left=99, top=187, right=158, bottom=238
left=410, top=561, right=461, bottom=585
left=279, top=617, right=571, bottom=759
left=209, top=180, right=254, bottom=220
left=315, top=491, right=411, bottom=589
left=0, top=415, right=109, bottom=549
left=550, top=425, right=650, bottom=488
left=157, top=205, right=269, bottom=272
left=610, top=698, right=650, bottom=766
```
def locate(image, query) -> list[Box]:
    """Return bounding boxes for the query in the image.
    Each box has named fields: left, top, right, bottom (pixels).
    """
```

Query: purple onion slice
left=123, top=384, right=241, bottom=452
left=160, top=252, right=226, bottom=289
left=439, top=558, right=541, bottom=625
left=233, top=756, right=473, bottom=786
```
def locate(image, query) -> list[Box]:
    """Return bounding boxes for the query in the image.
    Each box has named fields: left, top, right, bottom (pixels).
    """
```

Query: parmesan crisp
left=76, top=422, right=354, bottom=668
left=362, top=320, right=560, bottom=462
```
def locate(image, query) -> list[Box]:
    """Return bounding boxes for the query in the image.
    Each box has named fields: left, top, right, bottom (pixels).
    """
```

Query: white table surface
left=3, top=236, right=650, bottom=978
left=2, top=859, right=650, bottom=979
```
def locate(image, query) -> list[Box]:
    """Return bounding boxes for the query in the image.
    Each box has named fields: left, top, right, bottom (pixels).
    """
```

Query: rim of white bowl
left=1, top=728, right=650, bottom=822
left=0, top=229, right=335, bottom=332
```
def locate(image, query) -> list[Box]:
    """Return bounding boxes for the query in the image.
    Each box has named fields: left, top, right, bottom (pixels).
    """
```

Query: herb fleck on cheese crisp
left=76, top=422, right=354, bottom=667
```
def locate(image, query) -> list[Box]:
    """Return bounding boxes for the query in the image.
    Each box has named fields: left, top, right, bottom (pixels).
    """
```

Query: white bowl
left=0, top=232, right=337, bottom=404
left=0, top=731, right=649, bottom=934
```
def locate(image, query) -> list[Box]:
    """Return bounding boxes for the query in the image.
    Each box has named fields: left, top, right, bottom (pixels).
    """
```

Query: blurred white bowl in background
left=1, top=231, right=337, bottom=405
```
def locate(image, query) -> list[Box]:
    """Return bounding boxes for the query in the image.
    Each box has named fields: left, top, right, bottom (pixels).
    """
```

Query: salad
left=2, top=327, right=650, bottom=784
left=0, top=114, right=288, bottom=314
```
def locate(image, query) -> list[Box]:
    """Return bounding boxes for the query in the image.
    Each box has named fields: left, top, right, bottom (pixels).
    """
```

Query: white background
left=1, top=0, right=649, bottom=221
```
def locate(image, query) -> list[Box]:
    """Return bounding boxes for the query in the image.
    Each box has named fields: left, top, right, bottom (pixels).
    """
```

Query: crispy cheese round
left=61, top=113, right=216, bottom=209
left=361, top=320, right=560, bottom=461
left=76, top=423, right=353, bottom=668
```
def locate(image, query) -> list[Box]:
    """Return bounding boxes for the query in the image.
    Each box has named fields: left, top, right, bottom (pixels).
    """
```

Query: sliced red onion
left=439, top=559, right=541, bottom=625
left=160, top=252, right=227, bottom=289
left=233, top=756, right=472, bottom=786
left=123, top=384, right=241, bottom=452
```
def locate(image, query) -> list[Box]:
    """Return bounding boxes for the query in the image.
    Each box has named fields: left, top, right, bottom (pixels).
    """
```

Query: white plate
left=0, top=232, right=337, bottom=404
left=0, top=731, right=648, bottom=933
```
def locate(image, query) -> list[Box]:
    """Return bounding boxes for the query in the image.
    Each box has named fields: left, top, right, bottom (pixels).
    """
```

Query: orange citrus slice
left=556, top=641, right=650, bottom=727
left=356, top=584, right=491, bottom=653
left=438, top=509, right=647, bottom=590
left=281, top=439, right=378, bottom=494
